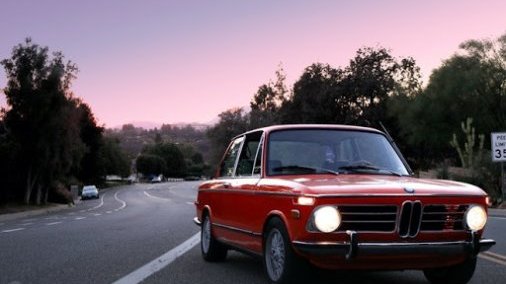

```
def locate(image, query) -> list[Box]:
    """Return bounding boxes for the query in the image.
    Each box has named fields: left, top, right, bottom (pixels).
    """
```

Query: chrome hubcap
left=202, top=217, right=211, bottom=253
left=266, top=229, right=285, bottom=281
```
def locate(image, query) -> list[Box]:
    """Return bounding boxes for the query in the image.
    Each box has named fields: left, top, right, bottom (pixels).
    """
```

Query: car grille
left=335, top=203, right=468, bottom=235
left=420, top=204, right=468, bottom=231
left=338, top=205, right=397, bottom=232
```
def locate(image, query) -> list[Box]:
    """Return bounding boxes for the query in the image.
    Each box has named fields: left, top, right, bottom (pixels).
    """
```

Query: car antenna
left=379, top=121, right=414, bottom=175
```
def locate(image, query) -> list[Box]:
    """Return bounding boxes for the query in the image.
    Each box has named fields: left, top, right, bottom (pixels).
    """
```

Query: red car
left=194, top=125, right=495, bottom=284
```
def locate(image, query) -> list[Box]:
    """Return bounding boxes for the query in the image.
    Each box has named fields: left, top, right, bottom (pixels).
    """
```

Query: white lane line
left=185, top=202, right=194, bottom=206
left=67, top=212, right=75, bottom=215
left=87, top=193, right=106, bottom=211
left=143, top=191, right=171, bottom=202
left=93, top=213, right=102, bottom=216
left=482, top=251, right=506, bottom=261
left=46, top=222, right=62, bottom=226
left=479, top=254, right=506, bottom=266
left=106, top=211, right=112, bottom=214
left=19, top=223, right=34, bottom=226
left=490, top=216, right=506, bottom=220
left=114, top=191, right=127, bottom=211
left=112, top=232, right=200, bottom=284
left=75, top=217, right=86, bottom=220
left=2, top=228, right=25, bottom=233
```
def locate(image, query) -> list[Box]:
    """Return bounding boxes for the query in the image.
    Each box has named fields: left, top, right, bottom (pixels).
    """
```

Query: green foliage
left=280, top=47, right=420, bottom=127
left=449, top=118, right=484, bottom=168
left=395, top=33, right=506, bottom=167
left=206, top=108, right=250, bottom=170
left=0, top=39, right=119, bottom=205
left=136, top=154, right=166, bottom=176
left=142, top=142, right=187, bottom=177
left=250, top=65, right=288, bottom=128
left=1, top=38, right=85, bottom=204
left=100, top=137, right=131, bottom=178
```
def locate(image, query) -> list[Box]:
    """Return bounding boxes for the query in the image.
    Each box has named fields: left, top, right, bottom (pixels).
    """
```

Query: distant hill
left=112, top=121, right=212, bottom=131
left=105, top=122, right=212, bottom=164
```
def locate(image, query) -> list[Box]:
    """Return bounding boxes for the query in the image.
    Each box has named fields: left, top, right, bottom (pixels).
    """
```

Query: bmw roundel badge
left=404, top=187, right=415, bottom=194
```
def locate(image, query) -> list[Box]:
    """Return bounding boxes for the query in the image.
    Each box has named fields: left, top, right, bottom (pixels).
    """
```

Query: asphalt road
left=0, top=182, right=505, bottom=284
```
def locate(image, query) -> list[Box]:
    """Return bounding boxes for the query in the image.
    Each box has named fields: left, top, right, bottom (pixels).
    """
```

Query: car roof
left=234, top=124, right=384, bottom=139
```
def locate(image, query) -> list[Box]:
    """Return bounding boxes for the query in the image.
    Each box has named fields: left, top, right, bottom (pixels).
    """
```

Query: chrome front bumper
left=293, top=231, right=495, bottom=259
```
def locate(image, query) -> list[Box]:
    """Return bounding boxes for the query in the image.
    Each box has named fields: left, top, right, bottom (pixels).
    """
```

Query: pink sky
left=1, top=0, right=505, bottom=128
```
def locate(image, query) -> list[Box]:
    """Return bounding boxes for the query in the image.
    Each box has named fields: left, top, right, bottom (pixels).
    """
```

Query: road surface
left=1, top=182, right=505, bottom=284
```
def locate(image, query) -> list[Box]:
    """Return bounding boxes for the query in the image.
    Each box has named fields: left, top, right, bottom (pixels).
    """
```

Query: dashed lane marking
left=112, top=232, right=200, bottom=284
left=93, top=213, right=102, bottom=216
left=2, top=228, right=25, bottom=233
left=186, top=202, right=194, bottom=206
left=482, top=251, right=506, bottom=261
left=75, top=217, right=86, bottom=220
left=46, top=222, right=62, bottom=226
left=87, top=193, right=106, bottom=211
left=143, top=191, right=171, bottom=202
left=479, top=252, right=506, bottom=267
left=114, top=191, right=127, bottom=211
left=19, top=223, right=34, bottom=226
left=106, top=211, right=112, bottom=214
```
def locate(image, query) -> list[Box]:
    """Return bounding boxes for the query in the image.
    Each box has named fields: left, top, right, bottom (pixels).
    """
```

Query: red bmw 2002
left=194, top=124, right=495, bottom=284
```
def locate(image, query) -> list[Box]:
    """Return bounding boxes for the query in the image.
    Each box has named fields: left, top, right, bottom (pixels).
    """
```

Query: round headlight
left=465, top=205, right=487, bottom=231
left=313, top=206, right=341, bottom=233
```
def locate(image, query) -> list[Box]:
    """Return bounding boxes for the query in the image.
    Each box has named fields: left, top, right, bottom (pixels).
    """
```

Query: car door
left=215, top=131, right=264, bottom=250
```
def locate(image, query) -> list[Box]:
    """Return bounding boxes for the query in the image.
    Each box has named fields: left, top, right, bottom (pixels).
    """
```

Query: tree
left=395, top=33, right=506, bottom=166
left=74, top=100, right=105, bottom=184
left=136, top=154, right=166, bottom=177
left=280, top=63, right=343, bottom=124
left=280, top=47, right=420, bottom=127
left=142, top=142, right=187, bottom=177
left=250, top=65, right=288, bottom=128
left=100, top=137, right=131, bottom=178
left=206, top=108, right=250, bottom=169
left=1, top=38, right=85, bottom=204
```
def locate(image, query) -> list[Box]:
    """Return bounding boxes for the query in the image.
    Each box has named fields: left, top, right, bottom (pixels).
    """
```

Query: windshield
left=267, top=129, right=409, bottom=176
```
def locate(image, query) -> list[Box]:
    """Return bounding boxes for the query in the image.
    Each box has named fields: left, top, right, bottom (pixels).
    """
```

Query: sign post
left=491, top=133, right=506, bottom=203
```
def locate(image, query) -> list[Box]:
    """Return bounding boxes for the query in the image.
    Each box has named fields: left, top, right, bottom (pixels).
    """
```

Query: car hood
left=263, top=174, right=486, bottom=197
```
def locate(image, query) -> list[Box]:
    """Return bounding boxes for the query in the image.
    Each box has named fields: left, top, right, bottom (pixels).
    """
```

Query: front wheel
left=423, top=257, right=477, bottom=284
left=200, top=215, right=227, bottom=262
left=264, top=218, right=306, bottom=284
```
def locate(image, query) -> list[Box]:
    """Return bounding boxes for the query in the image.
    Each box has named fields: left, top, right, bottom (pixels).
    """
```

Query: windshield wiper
left=338, top=162, right=403, bottom=177
left=272, top=165, right=340, bottom=176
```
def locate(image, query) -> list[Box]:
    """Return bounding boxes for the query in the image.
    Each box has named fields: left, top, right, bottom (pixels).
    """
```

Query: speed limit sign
left=491, top=133, right=506, bottom=162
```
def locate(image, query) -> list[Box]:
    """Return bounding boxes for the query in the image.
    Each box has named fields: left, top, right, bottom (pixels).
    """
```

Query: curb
left=0, top=199, right=82, bottom=222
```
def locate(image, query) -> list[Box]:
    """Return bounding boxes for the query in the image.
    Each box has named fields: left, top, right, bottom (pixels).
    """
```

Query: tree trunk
left=43, top=187, right=49, bottom=204
left=35, top=185, right=42, bottom=205
left=24, top=168, right=33, bottom=205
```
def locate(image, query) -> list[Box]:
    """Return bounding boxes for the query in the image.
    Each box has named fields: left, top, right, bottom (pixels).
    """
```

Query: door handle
left=222, top=182, right=232, bottom=189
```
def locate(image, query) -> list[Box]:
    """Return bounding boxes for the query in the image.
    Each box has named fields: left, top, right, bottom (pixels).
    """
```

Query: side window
left=253, top=138, right=263, bottom=175
left=236, top=131, right=263, bottom=177
left=219, top=137, right=244, bottom=177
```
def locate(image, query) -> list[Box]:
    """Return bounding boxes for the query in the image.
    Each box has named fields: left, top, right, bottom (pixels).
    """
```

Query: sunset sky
left=1, top=0, right=505, bottom=128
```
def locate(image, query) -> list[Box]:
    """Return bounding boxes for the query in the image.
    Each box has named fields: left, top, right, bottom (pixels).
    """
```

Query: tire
left=423, top=257, right=477, bottom=284
left=263, top=218, right=306, bottom=284
left=200, top=214, right=227, bottom=262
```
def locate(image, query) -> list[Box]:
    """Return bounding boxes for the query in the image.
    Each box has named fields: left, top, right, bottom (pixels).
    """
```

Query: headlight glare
left=313, top=206, right=341, bottom=233
left=465, top=205, right=487, bottom=231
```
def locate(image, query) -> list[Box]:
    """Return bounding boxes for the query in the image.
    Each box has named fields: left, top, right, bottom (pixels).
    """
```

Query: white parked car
left=81, top=185, right=99, bottom=200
